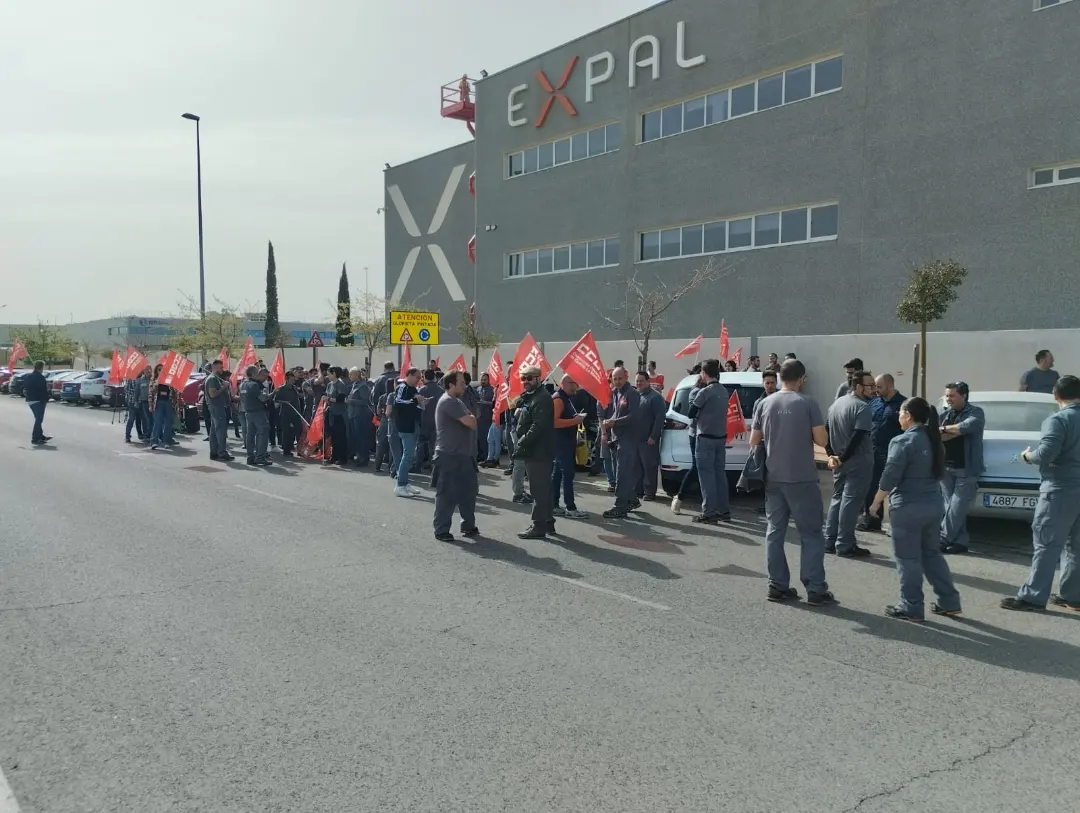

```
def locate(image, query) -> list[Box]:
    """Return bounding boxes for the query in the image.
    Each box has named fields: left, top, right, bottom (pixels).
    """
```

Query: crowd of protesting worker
left=13, top=329, right=1079, bottom=622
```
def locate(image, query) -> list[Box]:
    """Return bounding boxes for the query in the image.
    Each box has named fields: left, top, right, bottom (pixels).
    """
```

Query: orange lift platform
left=440, top=75, right=476, bottom=136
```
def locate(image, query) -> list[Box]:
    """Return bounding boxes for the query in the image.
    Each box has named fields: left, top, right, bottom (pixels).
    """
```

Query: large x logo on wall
left=387, top=164, right=468, bottom=303
left=534, top=56, right=579, bottom=128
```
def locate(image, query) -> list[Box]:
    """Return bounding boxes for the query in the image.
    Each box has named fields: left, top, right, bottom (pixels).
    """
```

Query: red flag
left=726, top=389, right=747, bottom=438
left=269, top=349, right=286, bottom=388
left=447, top=354, right=468, bottom=373
left=157, top=350, right=195, bottom=389
left=122, top=346, right=148, bottom=379
left=488, top=350, right=508, bottom=426
left=432, top=356, right=441, bottom=369
left=8, top=337, right=27, bottom=370
left=236, top=336, right=257, bottom=373
left=218, top=347, right=230, bottom=371
left=307, top=401, right=327, bottom=447
left=506, top=333, right=552, bottom=402
left=731, top=347, right=743, bottom=369
left=556, top=331, right=610, bottom=408
left=674, top=336, right=702, bottom=359
left=108, top=350, right=123, bottom=384
left=648, top=373, right=665, bottom=393
left=720, top=321, right=730, bottom=360
left=664, top=388, right=674, bottom=403
left=402, top=341, right=412, bottom=374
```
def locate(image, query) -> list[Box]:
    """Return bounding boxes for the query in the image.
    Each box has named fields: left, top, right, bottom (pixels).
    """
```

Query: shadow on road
left=857, top=554, right=1023, bottom=596
left=459, top=537, right=583, bottom=579
left=551, top=534, right=682, bottom=581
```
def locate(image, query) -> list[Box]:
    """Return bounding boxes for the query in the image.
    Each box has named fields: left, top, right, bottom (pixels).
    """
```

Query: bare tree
left=351, top=291, right=426, bottom=370
left=172, top=294, right=258, bottom=357
left=455, top=304, right=500, bottom=378
left=595, top=259, right=729, bottom=368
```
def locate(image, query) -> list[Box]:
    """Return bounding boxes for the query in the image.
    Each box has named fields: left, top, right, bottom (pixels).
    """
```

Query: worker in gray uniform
left=634, top=370, right=667, bottom=501
left=239, top=365, right=272, bottom=466
left=602, top=367, right=642, bottom=519
left=1002, top=374, right=1080, bottom=612
left=823, top=370, right=875, bottom=557
left=750, top=359, right=835, bottom=606
left=869, top=396, right=962, bottom=622
left=688, top=358, right=732, bottom=524
left=204, top=359, right=234, bottom=461
left=939, top=382, right=985, bottom=554
left=431, top=371, right=481, bottom=543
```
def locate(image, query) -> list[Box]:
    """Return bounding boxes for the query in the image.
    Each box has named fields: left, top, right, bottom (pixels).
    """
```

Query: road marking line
left=0, top=765, right=22, bottom=812
left=545, top=574, right=671, bottom=611
left=233, top=484, right=296, bottom=504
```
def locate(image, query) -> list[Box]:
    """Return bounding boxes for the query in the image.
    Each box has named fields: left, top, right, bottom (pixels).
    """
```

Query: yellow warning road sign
left=390, top=310, right=440, bottom=345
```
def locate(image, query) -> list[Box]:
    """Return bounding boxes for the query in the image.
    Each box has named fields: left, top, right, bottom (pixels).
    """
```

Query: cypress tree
left=335, top=263, right=353, bottom=345
left=264, top=241, right=281, bottom=347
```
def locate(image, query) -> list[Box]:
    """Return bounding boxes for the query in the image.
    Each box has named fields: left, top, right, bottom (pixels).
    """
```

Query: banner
left=488, top=350, right=507, bottom=426
left=269, top=349, right=286, bottom=389
left=674, top=335, right=702, bottom=359
left=8, top=337, right=27, bottom=371
left=108, top=350, right=123, bottom=384
left=218, top=346, right=230, bottom=371
left=726, top=389, right=747, bottom=438
left=506, top=333, right=552, bottom=403
left=447, top=354, right=468, bottom=373
left=307, top=401, right=327, bottom=447
left=731, top=347, right=743, bottom=369
left=720, top=321, right=729, bottom=360
left=556, top=331, right=610, bottom=408
left=157, top=350, right=195, bottom=389
left=401, top=341, right=412, bottom=374
left=122, top=345, right=148, bottom=379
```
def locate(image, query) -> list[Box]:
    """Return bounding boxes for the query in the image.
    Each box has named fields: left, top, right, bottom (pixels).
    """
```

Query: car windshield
left=672, top=384, right=762, bottom=419
left=979, top=400, right=1059, bottom=433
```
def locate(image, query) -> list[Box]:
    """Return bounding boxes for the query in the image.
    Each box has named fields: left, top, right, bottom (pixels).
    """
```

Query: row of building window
left=640, top=204, right=839, bottom=262
left=507, top=122, right=621, bottom=178
left=1037, top=0, right=1073, bottom=9
left=640, top=56, right=843, bottom=143
left=1032, top=162, right=1080, bottom=188
left=506, top=237, right=621, bottom=278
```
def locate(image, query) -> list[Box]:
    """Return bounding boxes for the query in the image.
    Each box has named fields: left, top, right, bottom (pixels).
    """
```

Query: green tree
left=456, top=305, right=499, bottom=379
left=172, top=295, right=251, bottom=358
left=263, top=241, right=281, bottom=348
left=15, top=322, right=77, bottom=366
left=896, top=259, right=968, bottom=398
left=335, top=263, right=353, bottom=345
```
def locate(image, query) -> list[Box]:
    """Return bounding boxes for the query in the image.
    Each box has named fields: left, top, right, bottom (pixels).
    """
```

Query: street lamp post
left=181, top=113, right=206, bottom=319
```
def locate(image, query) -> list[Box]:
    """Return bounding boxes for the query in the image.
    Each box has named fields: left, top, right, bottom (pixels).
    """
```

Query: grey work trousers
left=695, top=435, right=730, bottom=518
left=824, top=465, right=872, bottom=553
left=764, top=481, right=829, bottom=596
left=433, top=454, right=478, bottom=535
left=890, top=499, right=961, bottom=618
left=1017, top=487, right=1080, bottom=607
left=612, top=441, right=641, bottom=510
left=941, top=468, right=978, bottom=548
left=245, top=411, right=270, bottom=462
left=637, top=440, right=661, bottom=498
left=525, top=458, right=554, bottom=530
left=208, top=405, right=230, bottom=458
left=512, top=458, right=527, bottom=496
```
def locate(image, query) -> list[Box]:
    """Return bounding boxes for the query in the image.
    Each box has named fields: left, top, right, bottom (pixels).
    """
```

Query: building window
left=1036, top=0, right=1075, bottom=8
left=1031, top=161, right=1080, bottom=188
left=637, top=202, right=839, bottom=262
left=505, top=236, right=621, bottom=279
left=506, top=122, right=621, bottom=179
left=640, top=55, right=843, bottom=144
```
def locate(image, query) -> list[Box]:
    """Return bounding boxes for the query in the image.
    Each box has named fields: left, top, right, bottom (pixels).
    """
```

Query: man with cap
left=514, top=366, right=556, bottom=539
left=939, top=381, right=985, bottom=554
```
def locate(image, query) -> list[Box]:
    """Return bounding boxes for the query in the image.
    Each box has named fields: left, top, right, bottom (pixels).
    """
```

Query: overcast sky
left=0, top=0, right=655, bottom=325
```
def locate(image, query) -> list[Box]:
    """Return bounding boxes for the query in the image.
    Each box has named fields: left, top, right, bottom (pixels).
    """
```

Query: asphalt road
left=2, top=397, right=1078, bottom=813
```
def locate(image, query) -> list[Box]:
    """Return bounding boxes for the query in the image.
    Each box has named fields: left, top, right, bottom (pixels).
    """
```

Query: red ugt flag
left=447, top=354, right=468, bottom=373
left=674, top=335, right=702, bottom=359
left=726, top=389, right=747, bottom=438
left=557, top=331, right=610, bottom=408
left=108, top=350, right=124, bottom=384
left=157, top=350, right=195, bottom=389
left=8, top=337, right=27, bottom=370
left=720, top=320, right=730, bottom=360
left=122, top=345, right=148, bottom=379
left=506, top=333, right=552, bottom=402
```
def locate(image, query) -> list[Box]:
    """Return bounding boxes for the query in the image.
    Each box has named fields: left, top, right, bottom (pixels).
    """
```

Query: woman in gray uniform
left=870, top=396, right=962, bottom=622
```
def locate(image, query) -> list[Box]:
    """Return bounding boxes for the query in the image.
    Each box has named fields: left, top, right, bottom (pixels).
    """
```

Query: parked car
left=74, top=369, right=112, bottom=406
left=7, top=370, right=36, bottom=397
left=181, top=373, right=207, bottom=432
left=59, top=372, right=91, bottom=403
left=659, top=371, right=764, bottom=496
left=49, top=371, right=83, bottom=400
left=0, top=369, right=20, bottom=393
left=938, top=391, right=1057, bottom=521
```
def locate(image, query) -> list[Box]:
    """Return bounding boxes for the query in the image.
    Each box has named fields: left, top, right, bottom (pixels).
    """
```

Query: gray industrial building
left=384, top=0, right=1080, bottom=351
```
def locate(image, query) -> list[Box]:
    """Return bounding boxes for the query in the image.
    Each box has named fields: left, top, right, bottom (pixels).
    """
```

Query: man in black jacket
left=23, top=361, right=51, bottom=445
left=514, top=366, right=556, bottom=539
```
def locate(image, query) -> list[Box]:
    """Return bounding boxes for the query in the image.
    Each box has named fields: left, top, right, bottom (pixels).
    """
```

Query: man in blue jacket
left=939, top=382, right=985, bottom=554
left=23, top=361, right=52, bottom=445
left=1002, top=374, right=1080, bottom=612
left=859, top=373, right=905, bottom=532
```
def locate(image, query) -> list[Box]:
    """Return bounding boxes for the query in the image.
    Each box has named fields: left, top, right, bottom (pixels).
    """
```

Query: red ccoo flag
left=108, top=350, right=124, bottom=384
left=488, top=350, right=508, bottom=426
left=8, top=337, right=28, bottom=371
left=720, top=321, right=730, bottom=360
left=674, top=335, right=702, bottom=359
left=731, top=347, right=743, bottom=369
left=269, top=349, right=286, bottom=388
left=447, top=354, right=468, bottom=373
left=726, top=389, right=747, bottom=438
left=556, top=331, right=610, bottom=408
left=122, top=345, right=148, bottom=379
left=507, top=333, right=552, bottom=403
left=157, top=350, right=195, bottom=389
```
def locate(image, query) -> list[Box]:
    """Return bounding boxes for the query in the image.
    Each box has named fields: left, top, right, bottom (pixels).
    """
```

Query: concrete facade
left=384, top=0, right=1080, bottom=354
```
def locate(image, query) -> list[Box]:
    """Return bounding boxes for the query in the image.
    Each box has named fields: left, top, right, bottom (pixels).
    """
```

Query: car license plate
left=983, top=493, right=1038, bottom=510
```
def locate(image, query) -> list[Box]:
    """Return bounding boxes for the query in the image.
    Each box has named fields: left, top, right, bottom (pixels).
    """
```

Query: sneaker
left=151, top=444, right=160, bottom=451
left=806, top=591, right=838, bottom=607
left=254, top=460, right=273, bottom=467
left=124, top=437, right=132, bottom=444
left=210, top=454, right=220, bottom=461
left=999, top=596, right=1045, bottom=612
left=1050, top=594, right=1080, bottom=611
left=512, top=494, right=534, bottom=505
left=838, top=545, right=873, bottom=558
left=42, top=436, right=52, bottom=442
left=394, top=486, right=413, bottom=498
left=825, top=544, right=837, bottom=554
left=692, top=514, right=718, bottom=525
left=856, top=515, right=882, bottom=532
left=671, top=497, right=682, bottom=515
left=602, top=507, right=629, bottom=519
left=884, top=605, right=924, bottom=622
left=460, top=526, right=480, bottom=539
left=434, top=532, right=455, bottom=542
left=221, top=454, right=236, bottom=461
left=940, top=543, right=969, bottom=555
left=517, top=525, right=547, bottom=540
left=606, top=485, right=616, bottom=493
left=930, top=603, right=963, bottom=617
left=406, top=485, right=422, bottom=496
left=552, top=506, right=567, bottom=517
left=642, top=494, right=656, bottom=502
left=565, top=508, right=588, bottom=519
left=767, top=586, right=799, bottom=603
left=629, top=498, right=641, bottom=510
